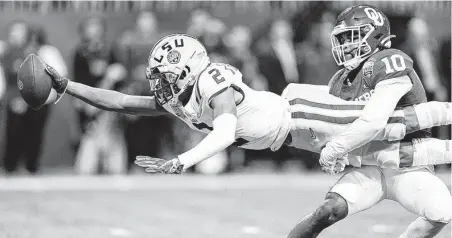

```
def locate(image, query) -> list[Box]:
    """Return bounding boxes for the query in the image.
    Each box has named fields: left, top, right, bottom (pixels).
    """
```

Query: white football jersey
left=160, top=63, right=291, bottom=151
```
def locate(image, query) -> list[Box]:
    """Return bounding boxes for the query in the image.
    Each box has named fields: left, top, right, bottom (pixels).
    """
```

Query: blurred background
left=0, top=0, right=450, bottom=176
left=0, top=2, right=450, bottom=238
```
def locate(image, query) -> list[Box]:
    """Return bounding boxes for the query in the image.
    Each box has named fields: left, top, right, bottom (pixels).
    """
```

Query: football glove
left=134, top=156, right=184, bottom=174
left=332, top=156, right=348, bottom=174
left=319, top=148, right=349, bottom=175
left=45, top=65, right=69, bottom=94
left=319, top=145, right=337, bottom=175
left=319, top=144, right=350, bottom=175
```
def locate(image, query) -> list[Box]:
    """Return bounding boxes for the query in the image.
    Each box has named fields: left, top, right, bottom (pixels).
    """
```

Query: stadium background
left=0, top=0, right=450, bottom=171
left=0, top=2, right=450, bottom=237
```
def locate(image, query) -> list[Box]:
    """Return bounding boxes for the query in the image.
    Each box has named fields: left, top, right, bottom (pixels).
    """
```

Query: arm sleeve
left=178, top=113, right=237, bottom=169
left=324, top=76, right=413, bottom=158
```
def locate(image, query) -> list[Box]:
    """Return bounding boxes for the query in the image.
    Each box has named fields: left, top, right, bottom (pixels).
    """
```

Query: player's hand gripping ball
left=17, top=54, right=54, bottom=110
left=134, top=156, right=184, bottom=174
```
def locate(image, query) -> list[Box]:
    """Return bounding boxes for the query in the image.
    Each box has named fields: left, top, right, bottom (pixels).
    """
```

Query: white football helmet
left=146, top=34, right=210, bottom=105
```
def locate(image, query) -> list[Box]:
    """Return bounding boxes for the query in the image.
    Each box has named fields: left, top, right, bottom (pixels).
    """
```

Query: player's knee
left=424, top=196, right=452, bottom=224
left=313, top=192, right=348, bottom=224
left=426, top=210, right=452, bottom=224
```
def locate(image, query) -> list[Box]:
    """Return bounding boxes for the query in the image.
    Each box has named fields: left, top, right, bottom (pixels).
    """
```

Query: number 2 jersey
left=159, top=62, right=292, bottom=151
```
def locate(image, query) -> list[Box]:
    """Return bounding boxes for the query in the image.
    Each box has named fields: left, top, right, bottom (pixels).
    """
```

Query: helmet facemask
left=331, top=24, right=375, bottom=70
left=146, top=66, right=188, bottom=105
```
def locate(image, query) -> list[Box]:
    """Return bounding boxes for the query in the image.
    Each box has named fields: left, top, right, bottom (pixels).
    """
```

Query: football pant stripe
left=292, top=111, right=405, bottom=125
left=289, top=98, right=365, bottom=110
left=291, top=104, right=363, bottom=118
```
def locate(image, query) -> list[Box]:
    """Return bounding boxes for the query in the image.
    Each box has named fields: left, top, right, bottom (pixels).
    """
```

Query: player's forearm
left=325, top=78, right=412, bottom=158
left=66, top=81, right=126, bottom=113
left=178, top=114, right=237, bottom=169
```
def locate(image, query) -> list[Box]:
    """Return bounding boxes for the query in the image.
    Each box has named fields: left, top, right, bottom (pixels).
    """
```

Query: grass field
left=0, top=172, right=450, bottom=238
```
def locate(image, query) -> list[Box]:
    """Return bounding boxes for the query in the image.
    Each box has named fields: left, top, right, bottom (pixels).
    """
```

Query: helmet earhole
left=374, top=33, right=383, bottom=40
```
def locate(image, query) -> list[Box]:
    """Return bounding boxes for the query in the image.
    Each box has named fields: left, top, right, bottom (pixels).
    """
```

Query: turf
left=0, top=172, right=450, bottom=238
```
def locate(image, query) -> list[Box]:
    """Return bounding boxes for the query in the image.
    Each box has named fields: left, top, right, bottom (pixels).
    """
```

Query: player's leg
left=288, top=166, right=385, bottom=238
left=282, top=84, right=449, bottom=144
left=399, top=138, right=451, bottom=167
left=384, top=168, right=452, bottom=238
left=287, top=192, right=347, bottom=238
left=376, top=102, right=451, bottom=142
left=398, top=217, right=447, bottom=238
left=283, top=84, right=451, bottom=137
left=410, top=101, right=451, bottom=132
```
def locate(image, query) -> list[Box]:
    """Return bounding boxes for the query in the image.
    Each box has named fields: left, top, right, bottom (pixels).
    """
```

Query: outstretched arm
left=46, top=65, right=166, bottom=116
left=65, top=81, right=165, bottom=116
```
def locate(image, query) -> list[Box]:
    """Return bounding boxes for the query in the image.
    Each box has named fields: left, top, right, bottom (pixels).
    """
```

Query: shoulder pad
left=197, top=63, right=242, bottom=104
left=364, top=49, right=414, bottom=87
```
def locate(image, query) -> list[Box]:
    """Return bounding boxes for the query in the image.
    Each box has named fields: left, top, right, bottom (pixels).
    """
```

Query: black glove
left=45, top=65, right=69, bottom=94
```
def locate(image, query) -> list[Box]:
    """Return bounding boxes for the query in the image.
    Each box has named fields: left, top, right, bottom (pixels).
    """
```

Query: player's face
left=336, top=30, right=361, bottom=60
left=147, top=66, right=179, bottom=105
left=331, top=24, right=373, bottom=66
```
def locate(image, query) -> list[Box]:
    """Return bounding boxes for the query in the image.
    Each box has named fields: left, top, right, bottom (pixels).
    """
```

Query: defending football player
left=43, top=33, right=450, bottom=173
left=287, top=5, right=451, bottom=238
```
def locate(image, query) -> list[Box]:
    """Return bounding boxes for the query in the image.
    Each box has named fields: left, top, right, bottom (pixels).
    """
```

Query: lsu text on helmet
left=146, top=34, right=210, bottom=105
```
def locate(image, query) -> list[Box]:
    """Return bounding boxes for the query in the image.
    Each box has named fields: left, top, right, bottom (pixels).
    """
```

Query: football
left=17, top=54, right=53, bottom=110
